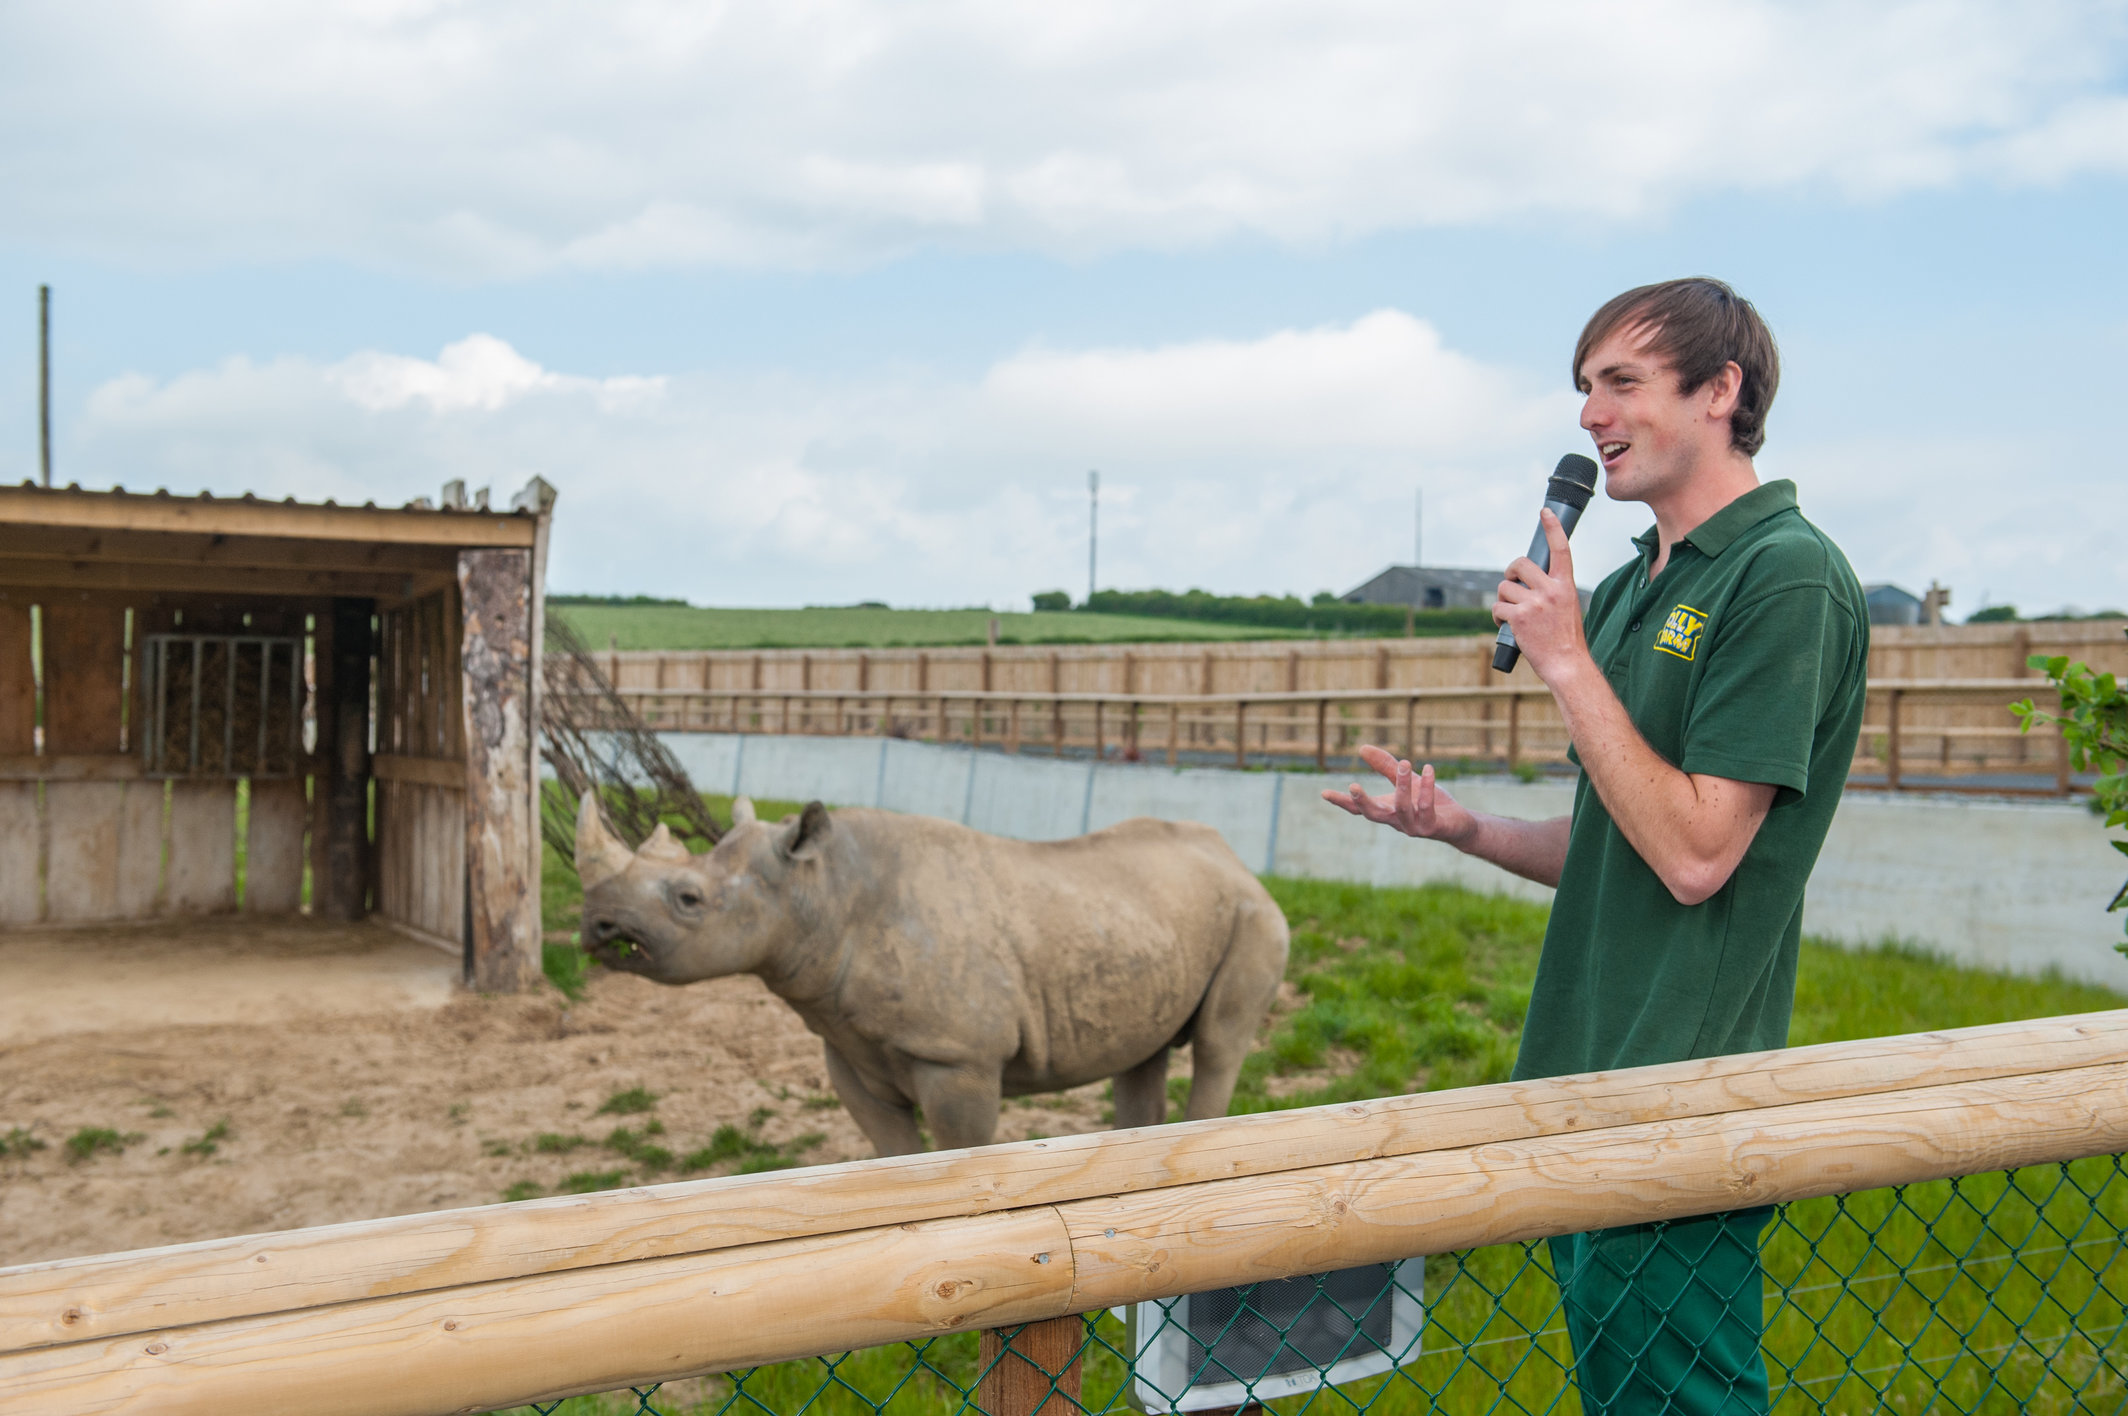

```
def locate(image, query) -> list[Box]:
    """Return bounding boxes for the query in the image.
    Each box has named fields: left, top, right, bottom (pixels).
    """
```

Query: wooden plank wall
left=584, top=621, right=2127, bottom=776
left=591, top=621, right=2128, bottom=698
left=0, top=590, right=320, bottom=927
left=375, top=780, right=465, bottom=947
left=374, top=586, right=467, bottom=951
left=0, top=602, right=38, bottom=923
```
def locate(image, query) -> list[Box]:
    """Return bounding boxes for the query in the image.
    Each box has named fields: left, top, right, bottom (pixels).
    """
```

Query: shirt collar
left=1630, top=479, right=1799, bottom=564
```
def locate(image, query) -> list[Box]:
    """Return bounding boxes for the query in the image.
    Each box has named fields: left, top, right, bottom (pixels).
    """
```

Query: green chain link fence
left=507, top=1152, right=2128, bottom=1416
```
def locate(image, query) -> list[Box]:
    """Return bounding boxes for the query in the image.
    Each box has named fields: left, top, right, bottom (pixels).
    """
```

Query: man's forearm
left=1455, top=811, right=1571, bottom=888
left=1546, top=658, right=1769, bottom=904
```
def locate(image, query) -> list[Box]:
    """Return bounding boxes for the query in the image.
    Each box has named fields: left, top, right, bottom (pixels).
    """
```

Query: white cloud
left=4, top=2, right=2126, bottom=274
left=67, top=317, right=2126, bottom=616
left=68, top=317, right=1618, bottom=607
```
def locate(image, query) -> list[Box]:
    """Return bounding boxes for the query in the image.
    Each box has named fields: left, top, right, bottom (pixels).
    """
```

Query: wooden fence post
left=1404, top=696, right=1417, bottom=765
left=1052, top=698, right=1065, bottom=758
left=978, top=1316, right=1083, bottom=1416
left=1315, top=697, right=1329, bottom=770
left=1092, top=700, right=1104, bottom=761
left=1507, top=693, right=1522, bottom=770
left=1886, top=689, right=1902, bottom=792
left=1167, top=701, right=1180, bottom=767
left=1234, top=701, right=1247, bottom=768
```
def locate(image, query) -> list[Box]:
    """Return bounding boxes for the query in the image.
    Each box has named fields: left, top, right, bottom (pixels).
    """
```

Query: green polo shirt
left=1511, top=480, right=1869, bottom=1081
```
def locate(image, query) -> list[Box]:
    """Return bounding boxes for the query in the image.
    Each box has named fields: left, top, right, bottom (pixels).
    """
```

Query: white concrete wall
left=657, top=733, right=2128, bottom=991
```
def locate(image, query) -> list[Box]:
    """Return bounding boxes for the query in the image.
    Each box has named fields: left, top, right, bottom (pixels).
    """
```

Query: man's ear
left=775, top=801, right=832, bottom=861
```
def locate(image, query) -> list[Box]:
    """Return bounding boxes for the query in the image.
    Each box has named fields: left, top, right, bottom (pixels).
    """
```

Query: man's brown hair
left=1573, top=278, right=1780, bottom=457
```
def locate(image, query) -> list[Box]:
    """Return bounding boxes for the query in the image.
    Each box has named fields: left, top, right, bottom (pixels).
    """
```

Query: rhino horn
left=638, top=822, right=692, bottom=865
left=730, top=796, right=757, bottom=825
left=574, top=794, right=637, bottom=890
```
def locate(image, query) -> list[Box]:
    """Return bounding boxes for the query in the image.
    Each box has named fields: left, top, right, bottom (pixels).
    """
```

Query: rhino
left=574, top=794, right=1290, bottom=1156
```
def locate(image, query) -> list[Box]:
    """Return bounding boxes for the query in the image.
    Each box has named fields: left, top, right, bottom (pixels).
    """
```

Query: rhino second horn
left=731, top=796, right=757, bottom=825
left=574, top=794, right=637, bottom=890
left=638, top=822, right=692, bottom=865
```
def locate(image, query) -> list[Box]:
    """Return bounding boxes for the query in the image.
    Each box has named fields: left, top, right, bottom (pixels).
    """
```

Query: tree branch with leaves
left=2015, top=637, right=2128, bottom=957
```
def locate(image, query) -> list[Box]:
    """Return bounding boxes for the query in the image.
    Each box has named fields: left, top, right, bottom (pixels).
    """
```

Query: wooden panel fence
left=4, top=1010, right=2127, bottom=1414
left=574, top=621, right=2126, bottom=790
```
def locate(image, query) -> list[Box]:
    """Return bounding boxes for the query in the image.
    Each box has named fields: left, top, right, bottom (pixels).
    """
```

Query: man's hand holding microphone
left=1321, top=455, right=1596, bottom=870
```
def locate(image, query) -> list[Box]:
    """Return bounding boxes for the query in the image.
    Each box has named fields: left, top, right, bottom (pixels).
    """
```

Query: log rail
left=5, top=1010, right=2128, bottom=1414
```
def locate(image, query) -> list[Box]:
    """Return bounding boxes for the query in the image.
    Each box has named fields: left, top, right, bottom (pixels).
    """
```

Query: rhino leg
left=823, top=1043, right=925, bottom=1157
left=908, top=1060, right=1003, bottom=1151
left=1111, top=1046, right=1171, bottom=1129
left=1183, top=903, right=1290, bottom=1122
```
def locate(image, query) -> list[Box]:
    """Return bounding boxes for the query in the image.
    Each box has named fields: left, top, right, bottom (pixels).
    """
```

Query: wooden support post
left=979, top=1316, right=1083, bottom=1416
left=322, top=598, right=373, bottom=921
left=1052, top=698, right=1064, bottom=758
left=1127, top=700, right=1140, bottom=760
left=1167, top=701, right=1180, bottom=767
left=1234, top=701, right=1247, bottom=768
left=1886, top=689, right=1902, bottom=792
left=1092, top=700, right=1104, bottom=760
left=1405, top=696, right=1418, bottom=764
left=973, top=696, right=984, bottom=749
left=781, top=696, right=792, bottom=736
left=936, top=694, right=947, bottom=744
left=459, top=550, right=537, bottom=993
left=835, top=697, right=845, bottom=736
left=1315, top=697, right=1328, bottom=770
left=1507, top=693, right=1522, bottom=770
left=1008, top=699, right=1021, bottom=754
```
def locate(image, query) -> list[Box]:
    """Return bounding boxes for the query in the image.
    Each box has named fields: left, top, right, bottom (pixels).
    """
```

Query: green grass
left=510, top=814, right=2128, bottom=1416
left=550, top=604, right=1317, bottom=651
left=64, top=1127, right=143, bottom=1163
left=595, top=1086, right=659, bottom=1117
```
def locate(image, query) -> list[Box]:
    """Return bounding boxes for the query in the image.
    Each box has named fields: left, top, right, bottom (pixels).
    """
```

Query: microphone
left=1492, top=453, right=1600, bottom=673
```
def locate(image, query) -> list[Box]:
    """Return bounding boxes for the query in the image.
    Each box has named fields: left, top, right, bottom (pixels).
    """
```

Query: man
left=1325, top=278, right=1869, bottom=1414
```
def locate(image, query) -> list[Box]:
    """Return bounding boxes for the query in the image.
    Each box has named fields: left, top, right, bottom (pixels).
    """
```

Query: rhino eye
left=675, top=887, right=703, bottom=910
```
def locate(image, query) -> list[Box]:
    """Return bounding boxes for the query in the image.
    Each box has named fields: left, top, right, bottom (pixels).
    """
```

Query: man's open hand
left=1320, top=744, right=1476, bottom=846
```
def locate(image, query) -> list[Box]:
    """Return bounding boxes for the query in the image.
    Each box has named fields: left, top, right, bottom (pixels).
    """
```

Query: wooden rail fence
left=6, top=1010, right=2128, bottom=1414
left=569, top=622, right=2124, bottom=791
left=579, top=678, right=2085, bottom=792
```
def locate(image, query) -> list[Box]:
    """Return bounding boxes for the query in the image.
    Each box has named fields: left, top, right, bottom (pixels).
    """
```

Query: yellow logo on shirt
left=1654, top=604, right=1707, bottom=660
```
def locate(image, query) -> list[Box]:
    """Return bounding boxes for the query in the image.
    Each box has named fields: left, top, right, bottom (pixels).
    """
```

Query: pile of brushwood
left=539, top=611, right=723, bottom=871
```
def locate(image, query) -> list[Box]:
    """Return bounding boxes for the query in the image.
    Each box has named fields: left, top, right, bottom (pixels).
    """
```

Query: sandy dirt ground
left=0, top=918, right=1115, bottom=1269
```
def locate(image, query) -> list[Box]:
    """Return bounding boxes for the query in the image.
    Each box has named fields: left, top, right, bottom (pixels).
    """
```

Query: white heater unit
left=1124, top=1260, right=1425, bottom=1413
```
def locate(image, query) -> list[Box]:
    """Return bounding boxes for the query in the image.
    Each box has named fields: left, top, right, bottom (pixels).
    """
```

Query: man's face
left=1576, top=322, right=1726, bottom=507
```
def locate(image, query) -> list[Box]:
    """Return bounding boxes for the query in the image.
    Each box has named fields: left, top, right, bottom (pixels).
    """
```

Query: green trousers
left=1547, top=1207, right=1774, bottom=1416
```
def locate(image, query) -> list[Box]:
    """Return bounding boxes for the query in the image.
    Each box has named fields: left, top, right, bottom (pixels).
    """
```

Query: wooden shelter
left=0, top=477, right=555, bottom=991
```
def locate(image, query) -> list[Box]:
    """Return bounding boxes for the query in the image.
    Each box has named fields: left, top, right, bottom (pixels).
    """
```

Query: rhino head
left=574, top=793, right=834, bottom=985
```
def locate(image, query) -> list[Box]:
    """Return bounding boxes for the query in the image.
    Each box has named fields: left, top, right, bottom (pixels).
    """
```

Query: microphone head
left=1546, top=453, right=1599, bottom=510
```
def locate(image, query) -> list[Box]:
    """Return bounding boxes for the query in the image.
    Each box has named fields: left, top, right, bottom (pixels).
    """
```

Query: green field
left=550, top=603, right=1318, bottom=650
left=520, top=799, right=2128, bottom=1416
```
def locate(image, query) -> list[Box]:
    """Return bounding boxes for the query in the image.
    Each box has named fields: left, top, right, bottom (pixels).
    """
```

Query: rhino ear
left=638, top=822, right=692, bottom=865
left=730, top=796, right=757, bottom=826
left=574, top=794, right=636, bottom=890
left=775, top=801, right=832, bottom=862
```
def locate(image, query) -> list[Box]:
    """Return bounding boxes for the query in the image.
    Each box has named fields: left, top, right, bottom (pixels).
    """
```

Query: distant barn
left=1343, top=564, right=1591, bottom=612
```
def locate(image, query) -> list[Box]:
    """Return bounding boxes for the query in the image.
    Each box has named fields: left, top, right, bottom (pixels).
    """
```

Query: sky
left=2, top=1, right=2126, bottom=616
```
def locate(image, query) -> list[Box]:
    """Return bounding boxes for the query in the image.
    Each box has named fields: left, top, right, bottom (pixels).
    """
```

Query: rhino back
left=822, top=811, right=1278, bottom=1091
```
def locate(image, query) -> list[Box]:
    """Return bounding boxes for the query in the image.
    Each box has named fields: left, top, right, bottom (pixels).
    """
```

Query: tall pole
left=1087, top=469, right=1099, bottom=606
left=38, top=284, right=51, bottom=487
